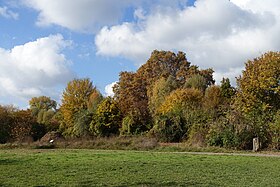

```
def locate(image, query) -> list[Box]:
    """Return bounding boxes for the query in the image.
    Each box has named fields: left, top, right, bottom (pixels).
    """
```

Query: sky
left=0, top=0, right=280, bottom=108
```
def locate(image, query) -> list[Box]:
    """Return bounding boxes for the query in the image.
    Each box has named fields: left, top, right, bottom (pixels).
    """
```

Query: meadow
left=1, top=149, right=280, bottom=186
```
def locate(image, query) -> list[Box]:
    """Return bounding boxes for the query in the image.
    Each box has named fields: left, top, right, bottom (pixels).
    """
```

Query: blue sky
left=0, top=0, right=279, bottom=108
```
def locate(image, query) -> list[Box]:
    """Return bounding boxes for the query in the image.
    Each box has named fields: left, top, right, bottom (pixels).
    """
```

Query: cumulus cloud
left=0, top=6, right=18, bottom=19
left=22, top=0, right=190, bottom=32
left=23, top=0, right=134, bottom=32
left=0, top=34, right=75, bottom=106
left=104, top=81, right=117, bottom=97
left=95, top=0, right=280, bottom=84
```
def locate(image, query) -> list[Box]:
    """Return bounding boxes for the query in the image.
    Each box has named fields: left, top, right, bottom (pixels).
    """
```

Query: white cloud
left=104, top=81, right=117, bottom=97
left=23, top=0, right=135, bottom=32
left=95, top=0, right=280, bottom=84
left=0, top=6, right=18, bottom=19
left=0, top=34, right=75, bottom=106
left=22, top=0, right=190, bottom=32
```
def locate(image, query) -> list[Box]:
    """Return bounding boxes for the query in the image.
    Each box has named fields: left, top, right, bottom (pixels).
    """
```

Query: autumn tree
left=234, top=51, right=280, bottom=114
left=29, top=96, right=58, bottom=131
left=233, top=51, right=280, bottom=148
left=114, top=50, right=214, bottom=134
left=0, top=105, right=15, bottom=143
left=10, top=110, right=38, bottom=141
left=220, top=78, right=235, bottom=99
left=151, top=88, right=204, bottom=142
left=91, top=97, right=122, bottom=136
left=148, top=76, right=178, bottom=116
left=184, top=74, right=207, bottom=91
left=60, top=78, right=96, bottom=136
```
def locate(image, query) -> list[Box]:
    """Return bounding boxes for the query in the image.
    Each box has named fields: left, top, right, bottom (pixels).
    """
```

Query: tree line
left=1, top=50, right=280, bottom=150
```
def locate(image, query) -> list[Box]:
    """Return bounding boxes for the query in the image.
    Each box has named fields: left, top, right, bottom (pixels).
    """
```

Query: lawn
left=0, top=149, right=280, bottom=186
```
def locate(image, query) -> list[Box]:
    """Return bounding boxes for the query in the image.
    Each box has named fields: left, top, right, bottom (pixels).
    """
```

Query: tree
left=220, top=78, right=235, bottom=99
left=233, top=51, right=280, bottom=148
left=87, top=89, right=103, bottom=112
left=60, top=78, right=96, bottom=136
left=151, top=88, right=204, bottom=142
left=29, top=96, right=58, bottom=131
left=0, top=105, right=15, bottom=143
left=91, top=97, right=122, bottom=136
left=234, top=51, right=280, bottom=114
left=29, top=96, right=57, bottom=115
left=148, top=76, right=178, bottom=116
left=184, top=74, right=207, bottom=91
left=114, top=50, right=214, bottom=134
left=10, top=110, right=37, bottom=141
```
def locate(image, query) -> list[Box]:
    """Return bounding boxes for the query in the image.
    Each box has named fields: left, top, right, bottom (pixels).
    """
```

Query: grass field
left=1, top=149, right=280, bottom=186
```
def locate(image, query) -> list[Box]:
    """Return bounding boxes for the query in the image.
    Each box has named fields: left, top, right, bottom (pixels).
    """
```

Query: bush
left=207, top=117, right=238, bottom=148
left=150, top=115, right=186, bottom=142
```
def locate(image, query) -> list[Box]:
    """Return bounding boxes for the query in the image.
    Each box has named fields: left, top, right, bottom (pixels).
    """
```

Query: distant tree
left=148, top=76, right=178, bottom=116
left=0, top=105, right=15, bottom=143
left=10, top=110, right=37, bottom=141
left=203, top=85, right=223, bottom=110
left=60, top=78, right=96, bottom=136
left=92, top=97, right=122, bottom=136
left=232, top=51, right=280, bottom=148
left=234, top=51, right=280, bottom=114
left=220, top=78, right=235, bottom=99
left=114, top=50, right=214, bottom=134
left=29, top=96, right=57, bottom=115
left=87, top=89, right=103, bottom=112
left=184, top=74, right=207, bottom=91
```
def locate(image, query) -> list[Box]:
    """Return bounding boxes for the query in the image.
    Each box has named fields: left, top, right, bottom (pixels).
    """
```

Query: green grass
left=0, top=149, right=280, bottom=186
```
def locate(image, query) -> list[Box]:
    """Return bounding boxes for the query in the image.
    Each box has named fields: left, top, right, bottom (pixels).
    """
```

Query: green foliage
left=73, top=110, right=92, bottom=137
left=220, top=78, right=235, bottom=99
left=269, top=111, right=280, bottom=149
left=184, top=74, right=207, bottom=91
left=207, top=117, right=238, bottom=148
left=151, top=114, right=186, bottom=142
left=91, top=97, right=121, bottom=137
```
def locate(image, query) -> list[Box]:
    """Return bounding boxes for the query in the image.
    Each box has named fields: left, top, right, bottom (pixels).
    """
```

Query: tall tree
left=234, top=51, right=280, bottom=114
left=114, top=50, right=214, bottom=134
left=60, top=78, right=96, bottom=136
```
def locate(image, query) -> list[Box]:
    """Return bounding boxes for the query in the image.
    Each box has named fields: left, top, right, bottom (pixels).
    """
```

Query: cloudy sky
left=0, top=0, right=279, bottom=108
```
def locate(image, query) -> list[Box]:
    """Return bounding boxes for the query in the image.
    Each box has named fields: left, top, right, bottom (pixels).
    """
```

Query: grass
left=1, top=149, right=280, bottom=186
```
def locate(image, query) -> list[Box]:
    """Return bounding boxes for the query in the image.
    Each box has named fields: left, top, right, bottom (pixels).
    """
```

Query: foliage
left=152, top=88, right=204, bottom=142
left=73, top=110, right=92, bottom=137
left=157, top=88, right=203, bottom=115
left=203, top=85, right=223, bottom=110
left=148, top=76, right=178, bottom=116
left=114, top=50, right=214, bottom=135
left=151, top=114, right=186, bottom=142
left=184, top=74, right=207, bottom=91
left=232, top=52, right=280, bottom=148
left=269, top=110, right=280, bottom=149
left=87, top=89, right=103, bottom=112
left=29, top=96, right=56, bottom=115
left=234, top=51, right=280, bottom=114
left=220, top=78, right=235, bottom=99
left=91, top=97, right=122, bottom=137
left=60, top=78, right=96, bottom=136
left=0, top=105, right=15, bottom=143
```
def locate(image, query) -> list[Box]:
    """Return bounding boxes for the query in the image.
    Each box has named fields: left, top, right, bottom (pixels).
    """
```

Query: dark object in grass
left=34, top=144, right=55, bottom=149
